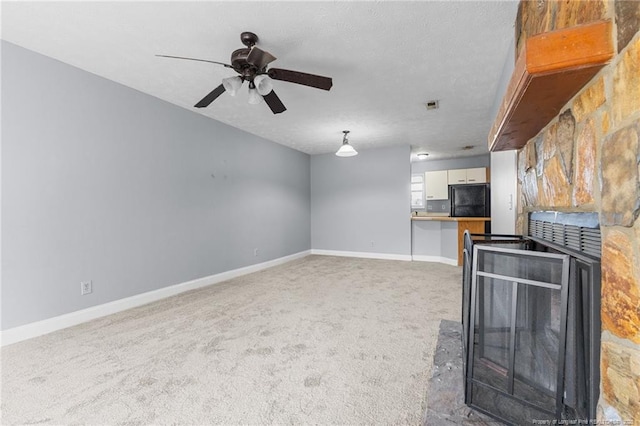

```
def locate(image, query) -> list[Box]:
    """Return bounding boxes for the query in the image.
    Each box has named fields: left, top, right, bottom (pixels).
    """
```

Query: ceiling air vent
left=425, top=100, right=439, bottom=110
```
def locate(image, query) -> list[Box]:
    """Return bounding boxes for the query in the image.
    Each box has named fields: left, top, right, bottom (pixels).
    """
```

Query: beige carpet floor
left=1, top=255, right=462, bottom=425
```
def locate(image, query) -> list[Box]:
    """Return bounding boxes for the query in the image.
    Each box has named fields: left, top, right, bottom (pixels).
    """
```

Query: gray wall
left=490, top=36, right=515, bottom=122
left=1, top=42, right=311, bottom=329
left=311, top=146, right=410, bottom=256
left=410, top=154, right=490, bottom=174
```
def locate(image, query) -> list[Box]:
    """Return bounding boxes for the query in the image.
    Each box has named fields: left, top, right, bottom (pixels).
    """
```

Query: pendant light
left=335, top=130, right=358, bottom=157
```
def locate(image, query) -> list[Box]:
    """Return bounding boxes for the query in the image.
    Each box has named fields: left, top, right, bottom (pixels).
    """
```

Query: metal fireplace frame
left=466, top=243, right=571, bottom=423
left=461, top=231, right=532, bottom=405
left=528, top=235, right=601, bottom=421
left=462, top=211, right=602, bottom=424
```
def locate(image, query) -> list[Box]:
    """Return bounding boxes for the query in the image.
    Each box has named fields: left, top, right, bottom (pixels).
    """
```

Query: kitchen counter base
left=411, top=217, right=490, bottom=266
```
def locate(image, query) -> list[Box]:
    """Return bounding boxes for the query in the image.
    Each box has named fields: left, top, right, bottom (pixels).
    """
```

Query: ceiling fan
left=157, top=32, right=333, bottom=114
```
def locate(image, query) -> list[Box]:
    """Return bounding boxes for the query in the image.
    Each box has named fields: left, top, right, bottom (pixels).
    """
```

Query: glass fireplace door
left=466, top=245, right=570, bottom=425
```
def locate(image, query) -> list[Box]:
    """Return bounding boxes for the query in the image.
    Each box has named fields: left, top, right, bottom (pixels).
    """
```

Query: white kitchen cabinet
left=425, top=170, right=449, bottom=200
left=447, top=169, right=468, bottom=185
left=447, top=167, right=488, bottom=185
left=490, top=151, right=517, bottom=234
left=466, top=167, right=487, bottom=183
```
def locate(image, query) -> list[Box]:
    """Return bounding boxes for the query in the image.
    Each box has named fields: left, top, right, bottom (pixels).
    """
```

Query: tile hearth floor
left=423, top=320, right=501, bottom=425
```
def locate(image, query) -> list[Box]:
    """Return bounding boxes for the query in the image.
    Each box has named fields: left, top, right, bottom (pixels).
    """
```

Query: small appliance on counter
left=449, top=183, right=490, bottom=217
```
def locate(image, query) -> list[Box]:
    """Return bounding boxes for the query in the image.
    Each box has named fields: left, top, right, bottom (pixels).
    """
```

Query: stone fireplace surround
left=513, top=1, right=640, bottom=422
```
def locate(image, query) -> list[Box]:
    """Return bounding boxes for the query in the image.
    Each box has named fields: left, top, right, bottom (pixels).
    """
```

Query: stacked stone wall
left=515, top=1, right=640, bottom=422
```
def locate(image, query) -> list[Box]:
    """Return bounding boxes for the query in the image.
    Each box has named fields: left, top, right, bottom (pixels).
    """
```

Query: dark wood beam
left=489, top=20, right=614, bottom=152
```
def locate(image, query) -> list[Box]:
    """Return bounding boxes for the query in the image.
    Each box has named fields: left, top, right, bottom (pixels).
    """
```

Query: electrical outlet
left=81, top=280, right=92, bottom=295
left=254, top=248, right=259, bottom=257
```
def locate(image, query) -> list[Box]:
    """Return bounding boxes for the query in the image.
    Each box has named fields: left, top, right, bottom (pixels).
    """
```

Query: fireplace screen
left=462, top=212, right=601, bottom=424
left=462, top=232, right=531, bottom=400
left=466, top=244, right=570, bottom=424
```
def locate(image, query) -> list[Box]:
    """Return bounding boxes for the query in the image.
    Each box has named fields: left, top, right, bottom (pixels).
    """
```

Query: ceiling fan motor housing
left=240, top=31, right=258, bottom=48
left=230, top=48, right=257, bottom=77
left=230, top=32, right=262, bottom=79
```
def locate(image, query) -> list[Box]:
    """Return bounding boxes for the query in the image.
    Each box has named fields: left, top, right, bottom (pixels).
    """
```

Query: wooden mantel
left=489, top=20, right=614, bottom=152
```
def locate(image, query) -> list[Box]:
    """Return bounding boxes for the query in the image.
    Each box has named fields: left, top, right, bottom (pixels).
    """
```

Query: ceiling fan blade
left=156, top=54, right=233, bottom=68
left=263, top=90, right=287, bottom=114
left=194, top=84, right=226, bottom=108
left=246, top=47, right=277, bottom=70
left=267, top=68, right=332, bottom=91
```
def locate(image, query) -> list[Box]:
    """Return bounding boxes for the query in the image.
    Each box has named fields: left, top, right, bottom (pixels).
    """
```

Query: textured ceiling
left=1, top=1, right=519, bottom=158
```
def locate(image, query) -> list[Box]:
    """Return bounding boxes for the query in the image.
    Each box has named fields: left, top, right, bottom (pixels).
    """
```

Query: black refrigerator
left=450, top=183, right=490, bottom=217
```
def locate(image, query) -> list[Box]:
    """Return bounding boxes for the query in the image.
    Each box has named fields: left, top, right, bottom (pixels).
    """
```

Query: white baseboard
left=411, top=255, right=459, bottom=266
left=1, top=250, right=311, bottom=347
left=311, top=249, right=412, bottom=261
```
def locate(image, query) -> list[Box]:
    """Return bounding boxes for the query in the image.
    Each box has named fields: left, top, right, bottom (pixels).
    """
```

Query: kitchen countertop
left=411, top=216, right=491, bottom=222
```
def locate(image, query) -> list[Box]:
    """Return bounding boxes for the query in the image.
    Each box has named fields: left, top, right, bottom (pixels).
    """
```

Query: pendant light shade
left=247, top=82, right=263, bottom=105
left=222, top=76, right=243, bottom=96
left=253, top=74, right=273, bottom=96
left=336, top=143, right=357, bottom=157
left=336, top=130, right=358, bottom=157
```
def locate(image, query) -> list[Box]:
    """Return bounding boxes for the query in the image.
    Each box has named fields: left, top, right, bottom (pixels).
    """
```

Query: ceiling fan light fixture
left=159, top=31, right=332, bottom=112
left=222, top=76, right=243, bottom=96
left=253, top=74, right=273, bottom=96
left=247, top=82, right=263, bottom=105
left=336, top=130, right=358, bottom=157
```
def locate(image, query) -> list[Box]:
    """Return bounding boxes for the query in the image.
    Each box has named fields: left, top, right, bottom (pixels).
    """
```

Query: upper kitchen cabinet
left=466, top=168, right=487, bottom=183
left=447, top=169, right=467, bottom=185
left=425, top=170, right=449, bottom=200
left=448, top=167, right=488, bottom=185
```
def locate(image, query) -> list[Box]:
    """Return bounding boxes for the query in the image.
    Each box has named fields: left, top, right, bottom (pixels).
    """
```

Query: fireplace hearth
left=462, top=212, right=601, bottom=425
